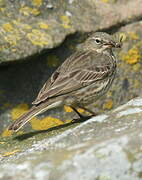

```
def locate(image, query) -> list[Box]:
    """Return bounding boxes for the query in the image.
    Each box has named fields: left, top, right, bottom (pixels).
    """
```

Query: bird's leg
left=71, top=106, right=84, bottom=118
left=71, top=106, right=93, bottom=123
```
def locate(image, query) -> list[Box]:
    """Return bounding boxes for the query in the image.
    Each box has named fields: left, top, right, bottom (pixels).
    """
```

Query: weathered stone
left=1, top=97, right=142, bottom=180
left=0, top=0, right=142, bottom=63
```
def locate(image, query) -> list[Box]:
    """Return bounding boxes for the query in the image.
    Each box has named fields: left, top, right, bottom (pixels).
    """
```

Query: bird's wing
left=32, top=51, right=113, bottom=105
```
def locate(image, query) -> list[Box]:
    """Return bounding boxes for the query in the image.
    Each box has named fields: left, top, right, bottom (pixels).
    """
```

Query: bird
left=8, top=32, right=122, bottom=132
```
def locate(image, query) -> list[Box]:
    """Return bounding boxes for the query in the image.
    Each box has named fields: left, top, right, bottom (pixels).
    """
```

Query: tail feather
left=8, top=100, right=62, bottom=132
left=8, top=106, right=45, bottom=132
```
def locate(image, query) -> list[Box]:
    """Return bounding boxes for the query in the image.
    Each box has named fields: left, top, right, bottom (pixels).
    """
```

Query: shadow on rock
left=13, top=116, right=91, bottom=141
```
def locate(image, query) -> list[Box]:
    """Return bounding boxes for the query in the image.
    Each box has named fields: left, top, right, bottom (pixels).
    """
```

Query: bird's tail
left=8, top=100, right=62, bottom=132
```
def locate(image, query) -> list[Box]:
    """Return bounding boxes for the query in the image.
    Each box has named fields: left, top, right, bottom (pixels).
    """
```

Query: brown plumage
left=8, top=32, right=122, bottom=132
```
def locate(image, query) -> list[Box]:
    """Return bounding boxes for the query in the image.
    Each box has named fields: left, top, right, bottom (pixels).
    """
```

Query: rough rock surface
left=1, top=97, right=142, bottom=180
left=0, top=0, right=142, bottom=62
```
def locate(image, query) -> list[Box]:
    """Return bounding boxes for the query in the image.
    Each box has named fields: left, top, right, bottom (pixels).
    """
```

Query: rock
left=1, top=97, right=142, bottom=180
left=0, top=0, right=142, bottom=63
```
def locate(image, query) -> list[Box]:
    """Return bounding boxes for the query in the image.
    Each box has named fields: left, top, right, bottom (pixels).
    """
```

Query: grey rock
left=0, top=0, right=142, bottom=62
left=0, top=97, right=142, bottom=179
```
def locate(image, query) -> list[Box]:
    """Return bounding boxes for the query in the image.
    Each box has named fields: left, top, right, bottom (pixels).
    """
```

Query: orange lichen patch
left=2, top=129, right=12, bottom=137
left=60, top=15, right=71, bottom=29
left=11, top=104, right=29, bottom=121
left=47, top=55, right=59, bottom=67
left=33, top=0, right=42, bottom=7
left=121, top=47, right=141, bottom=65
left=2, top=23, right=13, bottom=32
left=38, top=22, right=49, bottom=29
left=30, top=116, right=63, bottom=130
left=103, top=99, right=113, bottom=110
left=2, top=149, right=19, bottom=157
left=27, top=29, right=51, bottom=46
left=64, top=105, right=73, bottom=113
left=128, top=32, right=139, bottom=40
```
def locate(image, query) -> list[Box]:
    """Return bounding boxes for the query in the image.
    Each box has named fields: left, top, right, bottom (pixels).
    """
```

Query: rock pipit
left=8, top=32, right=122, bottom=132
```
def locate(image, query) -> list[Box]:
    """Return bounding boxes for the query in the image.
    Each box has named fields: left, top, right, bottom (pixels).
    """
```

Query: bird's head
left=84, top=32, right=122, bottom=53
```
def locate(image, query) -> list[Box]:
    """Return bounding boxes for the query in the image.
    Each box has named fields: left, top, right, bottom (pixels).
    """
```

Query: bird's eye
left=95, top=38, right=101, bottom=44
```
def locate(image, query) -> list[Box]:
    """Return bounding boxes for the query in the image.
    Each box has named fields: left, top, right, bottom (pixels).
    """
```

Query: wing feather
left=33, top=50, right=114, bottom=105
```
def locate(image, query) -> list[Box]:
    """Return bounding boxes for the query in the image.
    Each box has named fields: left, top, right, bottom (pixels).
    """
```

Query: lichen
left=27, top=29, right=51, bottom=46
left=30, top=116, right=63, bottom=130
left=64, top=105, right=73, bottom=113
left=2, top=23, right=14, bottom=32
left=103, top=99, right=113, bottom=110
left=64, top=106, right=85, bottom=113
left=2, top=129, right=12, bottom=137
left=38, top=22, right=49, bottom=29
left=33, top=0, right=42, bottom=7
left=20, top=6, right=40, bottom=16
left=128, top=32, right=139, bottom=40
left=121, top=47, right=141, bottom=65
left=60, top=15, right=71, bottom=29
left=2, top=149, right=19, bottom=157
left=11, top=103, right=29, bottom=120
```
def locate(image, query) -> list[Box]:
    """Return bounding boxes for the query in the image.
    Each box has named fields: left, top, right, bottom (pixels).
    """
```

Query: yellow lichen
left=3, top=23, right=13, bottom=32
left=31, top=8, right=40, bottom=16
left=22, top=24, right=32, bottom=30
left=64, top=105, right=73, bottom=113
left=30, top=116, right=63, bottom=130
left=0, top=142, right=5, bottom=144
left=0, top=7, right=5, bottom=13
left=47, top=55, right=59, bottom=67
left=64, top=106, right=85, bottom=114
left=122, top=47, right=141, bottom=65
left=38, top=22, right=49, bottom=29
left=2, top=149, right=19, bottom=157
left=77, top=108, right=85, bottom=113
left=27, top=29, right=51, bottom=46
left=20, top=6, right=40, bottom=16
left=20, top=6, right=31, bottom=16
left=2, top=129, right=12, bottom=137
left=11, top=104, right=29, bottom=121
left=4, top=33, right=21, bottom=46
left=103, top=99, right=113, bottom=110
left=33, top=0, right=42, bottom=7
left=60, top=15, right=71, bottom=29
left=128, top=32, right=139, bottom=40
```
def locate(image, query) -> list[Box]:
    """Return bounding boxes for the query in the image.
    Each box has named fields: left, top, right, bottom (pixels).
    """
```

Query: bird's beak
left=104, top=41, right=122, bottom=48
